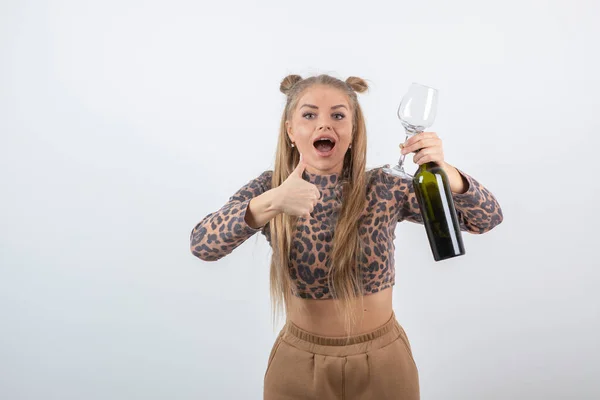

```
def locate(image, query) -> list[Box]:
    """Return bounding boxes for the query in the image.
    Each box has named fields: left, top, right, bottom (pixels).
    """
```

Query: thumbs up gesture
left=273, top=153, right=322, bottom=219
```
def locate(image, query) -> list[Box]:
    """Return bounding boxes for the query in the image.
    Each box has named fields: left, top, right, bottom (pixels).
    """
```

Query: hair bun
left=345, top=76, right=369, bottom=93
left=280, top=74, right=303, bottom=95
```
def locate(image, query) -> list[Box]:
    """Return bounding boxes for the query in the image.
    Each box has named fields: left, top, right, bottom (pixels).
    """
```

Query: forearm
left=244, top=188, right=282, bottom=229
left=443, top=166, right=503, bottom=233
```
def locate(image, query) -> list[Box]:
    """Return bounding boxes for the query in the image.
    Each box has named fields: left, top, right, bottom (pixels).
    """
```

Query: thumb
left=294, top=153, right=306, bottom=176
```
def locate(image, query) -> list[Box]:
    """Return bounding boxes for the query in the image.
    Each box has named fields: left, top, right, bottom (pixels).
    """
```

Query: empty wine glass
left=383, top=83, right=439, bottom=179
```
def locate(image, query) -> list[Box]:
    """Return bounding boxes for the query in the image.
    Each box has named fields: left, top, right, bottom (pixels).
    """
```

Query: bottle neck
left=417, top=161, right=439, bottom=172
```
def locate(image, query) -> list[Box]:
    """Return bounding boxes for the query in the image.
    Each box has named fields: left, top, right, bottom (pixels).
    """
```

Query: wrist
left=266, top=187, right=282, bottom=213
left=441, top=162, right=467, bottom=194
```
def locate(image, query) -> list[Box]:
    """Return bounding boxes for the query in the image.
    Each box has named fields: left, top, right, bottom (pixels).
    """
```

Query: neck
left=305, top=163, right=343, bottom=176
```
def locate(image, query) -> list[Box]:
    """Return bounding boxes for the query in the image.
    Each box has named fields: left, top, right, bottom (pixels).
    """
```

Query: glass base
left=383, top=164, right=413, bottom=179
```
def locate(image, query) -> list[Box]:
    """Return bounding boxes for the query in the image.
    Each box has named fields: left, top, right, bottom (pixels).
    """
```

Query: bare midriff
left=286, top=286, right=394, bottom=337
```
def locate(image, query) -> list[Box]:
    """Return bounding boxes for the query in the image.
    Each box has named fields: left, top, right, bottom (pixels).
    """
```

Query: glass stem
left=397, top=134, right=410, bottom=171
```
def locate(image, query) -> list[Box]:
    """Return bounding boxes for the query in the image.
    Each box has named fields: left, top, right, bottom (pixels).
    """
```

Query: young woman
left=191, top=74, right=503, bottom=399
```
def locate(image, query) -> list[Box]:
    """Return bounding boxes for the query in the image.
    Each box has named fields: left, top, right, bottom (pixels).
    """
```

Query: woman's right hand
left=273, top=154, right=321, bottom=219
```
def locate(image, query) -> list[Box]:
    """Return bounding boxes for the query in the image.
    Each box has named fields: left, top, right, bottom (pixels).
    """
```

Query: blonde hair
left=269, top=73, right=372, bottom=338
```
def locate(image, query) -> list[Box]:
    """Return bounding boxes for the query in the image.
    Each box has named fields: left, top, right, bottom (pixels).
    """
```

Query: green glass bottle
left=412, top=162, right=465, bottom=261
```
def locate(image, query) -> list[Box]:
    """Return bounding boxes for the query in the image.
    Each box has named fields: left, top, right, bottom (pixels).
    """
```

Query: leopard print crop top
left=190, top=166, right=503, bottom=299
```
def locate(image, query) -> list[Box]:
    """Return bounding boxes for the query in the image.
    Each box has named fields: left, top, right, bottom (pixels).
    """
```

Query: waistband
left=280, top=311, right=405, bottom=356
left=286, top=311, right=397, bottom=346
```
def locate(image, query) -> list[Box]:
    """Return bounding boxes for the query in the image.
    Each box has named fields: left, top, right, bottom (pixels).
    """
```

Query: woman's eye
left=302, top=112, right=345, bottom=120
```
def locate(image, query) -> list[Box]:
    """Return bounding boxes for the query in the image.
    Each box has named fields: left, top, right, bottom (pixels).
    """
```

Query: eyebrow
left=300, top=104, right=348, bottom=111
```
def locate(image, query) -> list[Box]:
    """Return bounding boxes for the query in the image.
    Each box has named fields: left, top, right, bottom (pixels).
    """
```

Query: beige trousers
left=263, top=311, right=420, bottom=400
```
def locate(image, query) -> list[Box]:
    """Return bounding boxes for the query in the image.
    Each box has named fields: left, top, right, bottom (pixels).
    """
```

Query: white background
left=1, top=0, right=599, bottom=399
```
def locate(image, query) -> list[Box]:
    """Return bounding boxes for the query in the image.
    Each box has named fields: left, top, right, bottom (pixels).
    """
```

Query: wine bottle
left=412, top=162, right=465, bottom=261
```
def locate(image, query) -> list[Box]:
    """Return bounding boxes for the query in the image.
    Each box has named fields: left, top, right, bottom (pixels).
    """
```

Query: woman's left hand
left=400, top=131, right=444, bottom=165
left=399, top=131, right=468, bottom=194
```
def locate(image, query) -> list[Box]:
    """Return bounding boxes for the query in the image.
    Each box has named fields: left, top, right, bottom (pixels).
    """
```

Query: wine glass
left=383, top=83, right=439, bottom=179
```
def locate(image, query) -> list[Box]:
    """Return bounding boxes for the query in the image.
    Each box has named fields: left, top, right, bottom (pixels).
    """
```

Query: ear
left=285, top=120, right=294, bottom=142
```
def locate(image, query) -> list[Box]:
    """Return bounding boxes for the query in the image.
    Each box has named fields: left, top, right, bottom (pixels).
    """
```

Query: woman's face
left=286, top=85, right=353, bottom=175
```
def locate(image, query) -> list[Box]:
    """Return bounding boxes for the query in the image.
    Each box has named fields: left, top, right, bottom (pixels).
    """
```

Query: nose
left=317, top=123, right=332, bottom=131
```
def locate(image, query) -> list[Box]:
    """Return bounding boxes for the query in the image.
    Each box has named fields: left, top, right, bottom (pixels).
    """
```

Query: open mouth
left=313, top=137, right=336, bottom=154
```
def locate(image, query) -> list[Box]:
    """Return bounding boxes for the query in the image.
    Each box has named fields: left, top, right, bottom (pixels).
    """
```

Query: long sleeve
left=382, top=167, right=503, bottom=234
left=190, top=170, right=273, bottom=261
